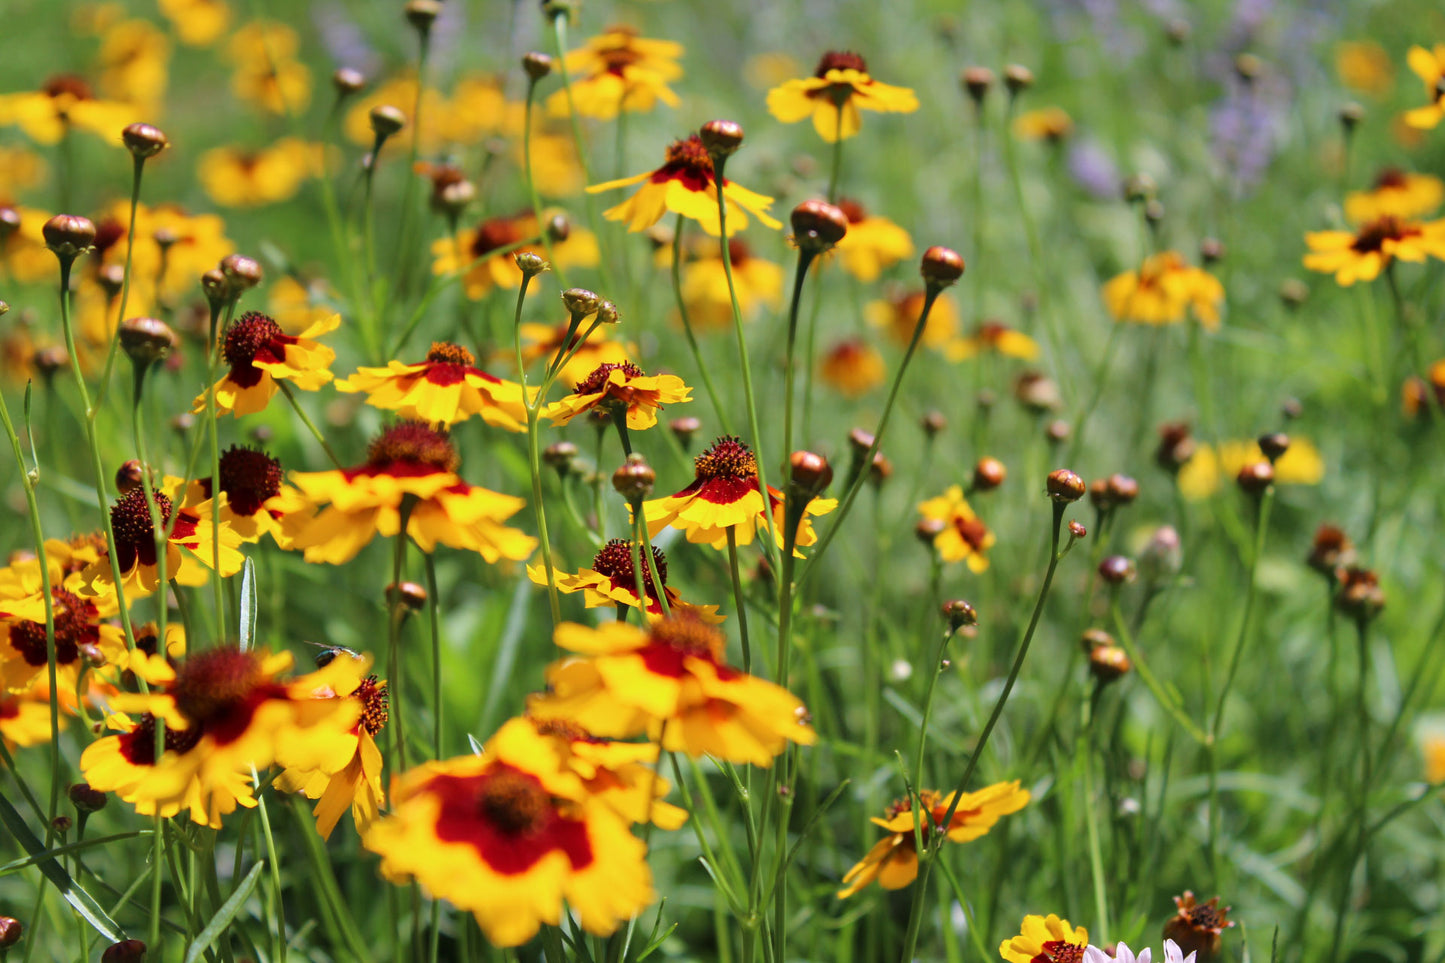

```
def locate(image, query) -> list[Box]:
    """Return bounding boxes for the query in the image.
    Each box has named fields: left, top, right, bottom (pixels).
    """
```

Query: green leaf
left=238, top=556, right=258, bottom=651
left=0, top=830, right=149, bottom=877
left=0, top=791, right=128, bottom=943
left=184, top=860, right=265, bottom=963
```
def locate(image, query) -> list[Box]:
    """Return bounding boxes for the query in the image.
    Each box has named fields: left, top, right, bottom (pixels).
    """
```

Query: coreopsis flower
left=80, top=646, right=366, bottom=828
left=819, top=339, right=886, bottom=398
left=1000, top=914, right=1090, bottom=963
left=528, top=612, right=817, bottom=765
left=514, top=321, right=634, bottom=388
left=1162, top=892, right=1233, bottom=963
left=0, top=145, right=46, bottom=198
left=336, top=342, right=530, bottom=429
left=766, top=51, right=918, bottom=142
left=282, top=421, right=538, bottom=565
left=1, top=581, right=126, bottom=695
left=678, top=238, right=784, bottom=330
left=1335, top=41, right=1394, bottom=97
left=344, top=75, right=447, bottom=153
left=431, top=210, right=600, bottom=300
left=266, top=276, right=335, bottom=333
left=526, top=539, right=722, bottom=623
left=1403, top=44, right=1445, bottom=130
left=642, top=435, right=837, bottom=555
left=544, top=361, right=691, bottom=430
left=865, top=288, right=960, bottom=350
left=1345, top=169, right=1444, bottom=223
left=832, top=199, right=914, bottom=282
left=517, top=129, right=587, bottom=198
left=507, top=716, right=687, bottom=829
left=182, top=445, right=293, bottom=545
left=93, top=202, right=234, bottom=306
left=587, top=135, right=782, bottom=237
left=547, top=26, right=684, bottom=120
left=1176, top=438, right=1324, bottom=500
left=1303, top=215, right=1445, bottom=285
left=95, top=19, right=171, bottom=114
left=198, top=139, right=322, bottom=207
left=276, top=664, right=388, bottom=840
left=1102, top=251, right=1224, bottom=328
left=157, top=0, right=232, bottom=47
left=0, top=205, right=58, bottom=284
left=0, top=75, right=141, bottom=145
left=917, top=486, right=995, bottom=572
left=194, top=310, right=339, bottom=417
left=225, top=21, right=311, bottom=114
left=1013, top=107, right=1074, bottom=142
left=0, top=680, right=52, bottom=748
left=837, top=782, right=1030, bottom=898
left=945, top=321, right=1041, bottom=362
left=363, top=721, right=655, bottom=946
left=76, top=481, right=245, bottom=598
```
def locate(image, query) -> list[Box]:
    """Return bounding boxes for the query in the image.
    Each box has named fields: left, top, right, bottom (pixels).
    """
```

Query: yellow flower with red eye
left=1403, top=44, right=1445, bottom=130
left=1102, top=251, right=1224, bottom=327
left=363, top=720, right=655, bottom=947
left=588, top=135, right=782, bottom=237
left=1303, top=214, right=1445, bottom=285
left=0, top=680, right=53, bottom=749
left=528, top=612, right=816, bottom=766
left=1176, top=438, right=1325, bottom=500
left=999, top=914, right=1090, bottom=963
left=917, top=486, right=995, bottom=572
left=336, top=342, right=532, bottom=430
left=93, top=201, right=234, bottom=306
left=225, top=21, right=311, bottom=114
left=945, top=321, right=1041, bottom=363
left=547, top=25, right=684, bottom=120
left=767, top=51, right=918, bottom=142
left=430, top=210, right=600, bottom=300
left=677, top=238, right=784, bottom=331
left=1345, top=169, right=1445, bottom=223
left=182, top=445, right=294, bottom=546
left=157, top=0, right=232, bottom=47
left=198, top=139, right=322, bottom=207
left=193, top=310, right=338, bottom=417
left=866, top=287, right=960, bottom=349
left=832, top=198, right=914, bottom=282
left=1, top=580, right=126, bottom=695
left=526, top=539, right=723, bottom=624
left=0, top=74, right=142, bottom=145
left=838, top=782, right=1030, bottom=898
left=544, top=361, right=691, bottom=431
left=642, top=435, right=837, bottom=555
left=80, top=645, right=367, bottom=828
left=513, top=322, right=634, bottom=388
left=0, top=205, right=59, bottom=284
left=95, top=19, right=170, bottom=114
left=818, top=339, right=886, bottom=398
left=280, top=422, right=538, bottom=565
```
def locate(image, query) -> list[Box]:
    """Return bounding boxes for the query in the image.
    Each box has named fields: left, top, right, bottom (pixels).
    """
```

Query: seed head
left=561, top=287, right=601, bottom=318
left=121, top=122, right=168, bottom=159
left=942, top=599, right=977, bottom=630
left=69, top=782, right=108, bottom=814
left=972, top=457, right=1006, bottom=492
left=1235, top=461, right=1273, bottom=495
left=333, top=67, right=365, bottom=95
left=1163, top=892, right=1234, bottom=963
left=118, top=317, right=177, bottom=368
left=219, top=254, right=262, bottom=290
left=1046, top=468, right=1086, bottom=503
left=699, top=119, right=745, bottom=158
left=612, top=453, right=655, bottom=502
left=1257, top=432, right=1289, bottom=463
left=1003, top=64, right=1034, bottom=93
left=960, top=66, right=994, bottom=103
left=369, top=105, right=407, bottom=139
left=920, top=245, right=965, bottom=288
left=42, top=214, right=96, bottom=259
left=790, top=199, right=849, bottom=252
left=523, top=52, right=554, bottom=81
left=1098, top=555, right=1137, bottom=586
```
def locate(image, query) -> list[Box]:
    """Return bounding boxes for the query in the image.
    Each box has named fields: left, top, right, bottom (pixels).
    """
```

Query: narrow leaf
left=0, top=792, right=128, bottom=942
left=184, top=861, right=265, bottom=963
left=238, top=556, right=258, bottom=651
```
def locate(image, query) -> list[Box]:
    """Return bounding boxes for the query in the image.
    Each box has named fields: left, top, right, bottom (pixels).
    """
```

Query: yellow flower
left=1422, top=730, right=1445, bottom=784
left=266, top=276, right=336, bottom=333
left=999, top=914, right=1090, bottom=963
left=198, top=139, right=322, bottom=207
left=80, top=646, right=366, bottom=828
left=431, top=210, right=600, bottom=300
left=513, top=322, right=634, bottom=388
left=193, top=310, right=338, bottom=417
left=1303, top=215, right=1445, bottom=285
left=0, top=205, right=58, bottom=284
left=526, top=539, right=723, bottom=624
left=276, top=662, right=388, bottom=840
left=157, top=0, right=232, bottom=47
left=818, top=339, right=886, bottom=398
left=1345, top=169, right=1444, bottom=223
left=181, top=445, right=295, bottom=546
left=2, top=576, right=126, bottom=695
left=517, top=130, right=587, bottom=198
left=1176, top=438, right=1325, bottom=500
left=0, top=680, right=53, bottom=749
left=1403, top=44, right=1445, bottom=130
left=336, top=342, right=531, bottom=430
left=94, top=201, right=234, bottom=306
left=1102, top=250, right=1224, bottom=328
left=838, top=782, right=1030, bottom=898
left=642, top=436, right=836, bottom=555
left=363, top=722, right=655, bottom=946
left=766, top=51, right=918, bottom=142
left=0, top=146, right=46, bottom=199
left=866, top=288, right=959, bottom=349
left=0, top=74, right=142, bottom=145
left=588, top=135, right=782, bottom=237
left=1012, top=107, right=1073, bottom=142
left=344, top=75, right=446, bottom=153
left=528, top=612, right=816, bottom=765
left=435, top=75, right=515, bottom=146
left=544, top=360, right=691, bottom=431
left=678, top=238, right=784, bottom=330
left=945, top=321, right=1041, bottom=362
left=547, top=26, right=684, bottom=120
left=281, top=422, right=537, bottom=565
left=832, top=199, right=914, bottom=282
left=226, top=21, right=311, bottom=114
left=917, top=486, right=995, bottom=572
left=96, top=19, right=170, bottom=114
left=1335, top=41, right=1394, bottom=97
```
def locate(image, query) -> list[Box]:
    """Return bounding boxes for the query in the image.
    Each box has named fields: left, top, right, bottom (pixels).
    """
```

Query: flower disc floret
left=365, top=421, right=460, bottom=475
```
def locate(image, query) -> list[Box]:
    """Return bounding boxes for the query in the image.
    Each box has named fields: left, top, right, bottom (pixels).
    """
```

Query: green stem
left=424, top=553, right=443, bottom=760
left=782, top=248, right=819, bottom=464
left=1108, top=600, right=1210, bottom=745
left=670, top=215, right=732, bottom=433
left=92, top=155, right=146, bottom=415
left=1080, top=685, right=1111, bottom=943
left=725, top=528, right=752, bottom=672
left=275, top=380, right=343, bottom=470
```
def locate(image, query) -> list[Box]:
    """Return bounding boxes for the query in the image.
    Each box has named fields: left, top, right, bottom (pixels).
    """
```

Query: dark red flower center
left=836, top=198, right=867, bottom=224
left=110, top=489, right=174, bottom=571
left=655, top=136, right=716, bottom=192
left=92, top=219, right=126, bottom=258
left=478, top=767, right=551, bottom=835
left=694, top=436, right=758, bottom=481
left=726, top=238, right=752, bottom=265
left=955, top=517, right=990, bottom=551
left=42, top=74, right=93, bottom=101
left=355, top=675, right=389, bottom=737
left=470, top=213, right=530, bottom=258
left=1033, top=940, right=1086, bottom=963
left=590, top=538, right=667, bottom=600
left=575, top=361, right=644, bottom=396
left=598, top=27, right=643, bottom=73
left=1373, top=167, right=1408, bottom=190
left=650, top=612, right=726, bottom=661
left=426, top=341, right=476, bottom=367
left=168, top=647, right=264, bottom=727
left=9, top=588, right=99, bottom=667
left=815, top=51, right=868, bottom=76
left=135, top=626, right=160, bottom=656
left=222, top=311, right=287, bottom=387
left=428, top=764, right=596, bottom=874
left=1352, top=215, right=1417, bottom=253
left=118, top=712, right=204, bottom=766
left=208, top=445, right=283, bottom=517
left=365, top=421, right=460, bottom=474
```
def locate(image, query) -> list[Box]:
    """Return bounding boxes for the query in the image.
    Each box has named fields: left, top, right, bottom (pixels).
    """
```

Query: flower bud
left=523, top=52, right=554, bottom=81
left=436, top=179, right=476, bottom=218
left=118, top=317, right=177, bottom=368
left=1307, top=524, right=1354, bottom=576
left=1014, top=371, right=1060, bottom=412
left=1199, top=237, right=1225, bottom=264
left=102, top=939, right=147, bottom=963
left=115, top=459, right=145, bottom=494
left=121, top=122, right=168, bottom=159
left=1155, top=421, right=1195, bottom=473
left=596, top=300, right=621, bottom=325
left=1165, top=18, right=1191, bottom=44
left=915, top=517, right=946, bottom=545
left=404, top=0, right=441, bottom=32
left=1003, top=64, right=1034, bottom=93
left=1335, top=566, right=1385, bottom=622
left=960, top=66, right=994, bottom=103
left=788, top=450, right=833, bottom=497
left=1338, top=102, right=1365, bottom=131
left=868, top=453, right=892, bottom=487
left=1235, top=461, right=1273, bottom=495
left=0, top=206, right=18, bottom=241
left=69, top=782, right=108, bottom=814
left=201, top=267, right=231, bottom=307
left=1068, top=520, right=1087, bottom=539
left=670, top=416, right=701, bottom=449
left=1279, top=278, right=1308, bottom=309
left=942, top=599, right=977, bottom=630
left=385, top=581, right=427, bottom=612
left=1098, top=555, right=1137, bottom=586
left=1139, top=525, right=1183, bottom=582
left=847, top=428, right=875, bottom=456
left=543, top=441, right=579, bottom=478
left=546, top=213, right=571, bottom=242
left=333, top=67, right=365, bottom=95
left=1089, top=644, right=1131, bottom=684
left=34, top=346, right=69, bottom=379
left=612, top=453, right=655, bottom=502
left=699, top=119, right=745, bottom=158
left=0, top=917, right=21, bottom=948
left=791, top=199, right=849, bottom=252
left=97, top=263, right=125, bottom=299
left=42, top=214, right=96, bottom=259
left=1046, top=419, right=1072, bottom=444
left=1233, top=53, right=1263, bottom=84
left=1144, top=199, right=1165, bottom=225
left=973, top=457, right=1006, bottom=492
left=219, top=253, right=262, bottom=290
left=52, top=815, right=72, bottom=838
left=1046, top=469, right=1086, bottom=503
left=561, top=287, right=601, bottom=318
left=369, top=105, right=407, bottom=139
left=1123, top=173, right=1156, bottom=204
left=921, top=409, right=946, bottom=437
left=920, top=245, right=965, bottom=288
left=514, top=252, right=549, bottom=277
left=1080, top=627, right=1113, bottom=654
left=1257, top=432, right=1289, bottom=463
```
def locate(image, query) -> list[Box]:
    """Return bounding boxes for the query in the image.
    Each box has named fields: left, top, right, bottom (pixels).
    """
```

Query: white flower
left=1163, top=940, right=1197, bottom=963
left=1085, top=944, right=1150, bottom=963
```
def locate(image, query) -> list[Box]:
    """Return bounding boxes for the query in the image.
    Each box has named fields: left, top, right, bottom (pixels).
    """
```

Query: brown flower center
left=955, top=517, right=991, bottom=551
left=215, top=445, right=283, bottom=516
left=836, top=198, right=867, bottom=224
left=815, top=51, right=868, bottom=76
left=42, top=74, right=93, bottom=101
left=694, top=436, right=758, bottom=481
left=726, top=238, right=752, bottom=265
left=9, top=588, right=99, bottom=667
left=598, top=27, right=643, bottom=72
left=425, top=341, right=475, bottom=367
left=222, top=311, right=284, bottom=370
left=1351, top=215, right=1416, bottom=253
left=590, top=538, right=667, bottom=599
left=650, top=612, right=726, bottom=661
left=662, top=136, right=715, bottom=179
left=168, top=647, right=264, bottom=727
left=470, top=214, right=529, bottom=258
left=575, top=361, right=644, bottom=396
left=1036, top=940, right=1086, bottom=963
left=1373, top=167, right=1408, bottom=190
left=122, top=712, right=205, bottom=765
left=355, top=675, right=389, bottom=737
left=110, top=489, right=173, bottom=562
left=365, top=421, right=460, bottom=474
left=479, top=767, right=551, bottom=835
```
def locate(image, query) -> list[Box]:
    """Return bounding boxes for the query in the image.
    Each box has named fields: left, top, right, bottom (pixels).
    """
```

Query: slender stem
left=782, top=248, right=818, bottom=463
left=633, top=507, right=670, bottom=618
left=92, top=156, right=146, bottom=415
left=670, top=215, right=732, bottom=433
left=388, top=517, right=412, bottom=777
left=1108, top=600, right=1210, bottom=745
left=276, top=380, right=344, bottom=470
left=725, top=528, right=752, bottom=672
left=423, top=553, right=443, bottom=760
left=1080, top=685, right=1111, bottom=943
left=825, top=107, right=845, bottom=201
left=911, top=625, right=957, bottom=796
